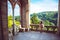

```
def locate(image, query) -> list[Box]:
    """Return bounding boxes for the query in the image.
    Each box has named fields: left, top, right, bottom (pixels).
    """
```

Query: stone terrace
left=13, top=31, right=60, bottom=40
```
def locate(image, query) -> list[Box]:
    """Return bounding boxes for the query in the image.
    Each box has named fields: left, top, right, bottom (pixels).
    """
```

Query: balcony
left=10, top=24, right=60, bottom=40
left=13, top=32, right=60, bottom=40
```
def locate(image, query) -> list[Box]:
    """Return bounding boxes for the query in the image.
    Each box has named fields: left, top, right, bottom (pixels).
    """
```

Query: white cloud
left=8, top=0, right=58, bottom=15
left=29, top=0, right=58, bottom=14
left=8, top=3, right=20, bottom=16
left=14, top=4, right=20, bottom=16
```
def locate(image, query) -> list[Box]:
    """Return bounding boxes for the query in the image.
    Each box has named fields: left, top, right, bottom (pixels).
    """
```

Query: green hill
left=30, top=11, right=58, bottom=26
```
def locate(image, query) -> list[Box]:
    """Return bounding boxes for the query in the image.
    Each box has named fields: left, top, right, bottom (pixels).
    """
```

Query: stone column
left=12, top=6, right=15, bottom=35
left=20, top=5, right=26, bottom=28
left=9, top=0, right=16, bottom=35
left=20, top=2, right=29, bottom=28
left=0, top=0, right=8, bottom=40
left=57, top=0, right=60, bottom=35
left=25, top=3, right=29, bottom=28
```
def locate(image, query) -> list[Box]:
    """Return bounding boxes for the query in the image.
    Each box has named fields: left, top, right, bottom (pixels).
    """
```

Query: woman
left=39, top=21, right=44, bottom=32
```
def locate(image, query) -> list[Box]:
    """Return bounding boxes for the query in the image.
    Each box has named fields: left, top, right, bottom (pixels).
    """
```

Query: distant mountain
left=15, top=16, right=21, bottom=21
left=30, top=11, right=58, bottom=26
left=14, top=11, right=58, bottom=26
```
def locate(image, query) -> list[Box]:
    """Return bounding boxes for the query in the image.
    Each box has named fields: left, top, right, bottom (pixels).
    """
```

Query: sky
left=8, top=0, right=58, bottom=16
left=8, top=1, right=20, bottom=16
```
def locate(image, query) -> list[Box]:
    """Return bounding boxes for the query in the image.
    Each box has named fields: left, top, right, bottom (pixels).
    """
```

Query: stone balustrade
left=30, top=24, right=57, bottom=32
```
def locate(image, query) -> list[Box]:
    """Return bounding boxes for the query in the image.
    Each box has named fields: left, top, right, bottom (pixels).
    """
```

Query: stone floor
left=13, top=31, right=60, bottom=40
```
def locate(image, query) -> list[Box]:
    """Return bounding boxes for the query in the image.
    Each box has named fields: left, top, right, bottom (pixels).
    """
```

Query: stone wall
left=57, top=0, right=60, bottom=35
left=0, top=0, right=8, bottom=40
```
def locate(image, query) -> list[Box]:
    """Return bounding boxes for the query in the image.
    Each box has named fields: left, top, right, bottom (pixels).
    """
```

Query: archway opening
left=8, top=1, right=13, bottom=29
left=30, top=0, right=58, bottom=31
left=13, top=3, right=21, bottom=35
left=14, top=4, right=21, bottom=26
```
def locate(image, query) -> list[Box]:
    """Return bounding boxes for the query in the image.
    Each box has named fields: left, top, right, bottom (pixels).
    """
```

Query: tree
left=31, top=13, right=40, bottom=24
left=15, top=16, right=20, bottom=21
left=44, top=20, right=55, bottom=26
left=8, top=15, right=20, bottom=28
left=8, top=15, right=13, bottom=28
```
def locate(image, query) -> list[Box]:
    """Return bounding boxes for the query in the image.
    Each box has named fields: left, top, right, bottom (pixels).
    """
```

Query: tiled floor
left=13, top=31, right=60, bottom=40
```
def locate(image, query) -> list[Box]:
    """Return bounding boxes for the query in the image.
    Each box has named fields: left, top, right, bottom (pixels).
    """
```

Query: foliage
left=15, top=16, right=20, bottom=21
left=30, top=11, right=58, bottom=26
left=8, top=15, right=13, bottom=28
left=15, top=20, right=20, bottom=26
left=44, top=20, right=55, bottom=26
left=8, top=15, right=20, bottom=28
left=31, top=13, right=40, bottom=24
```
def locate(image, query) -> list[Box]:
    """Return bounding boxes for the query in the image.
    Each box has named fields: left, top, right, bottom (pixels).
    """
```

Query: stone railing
left=8, top=25, right=19, bottom=40
left=45, top=26, right=57, bottom=31
left=30, top=24, right=57, bottom=32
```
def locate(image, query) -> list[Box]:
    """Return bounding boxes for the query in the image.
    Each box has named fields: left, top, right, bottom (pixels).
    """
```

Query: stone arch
left=8, top=0, right=30, bottom=28
left=8, top=0, right=16, bottom=8
left=0, top=0, right=29, bottom=40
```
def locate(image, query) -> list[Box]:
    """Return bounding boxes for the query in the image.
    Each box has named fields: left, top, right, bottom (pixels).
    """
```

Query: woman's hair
left=40, top=21, right=43, bottom=24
